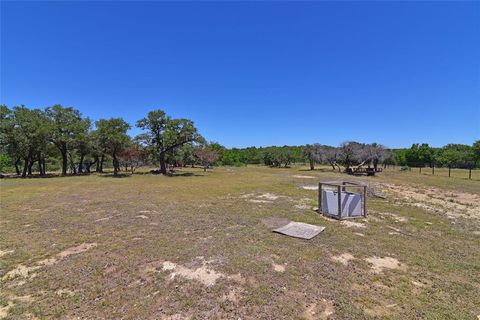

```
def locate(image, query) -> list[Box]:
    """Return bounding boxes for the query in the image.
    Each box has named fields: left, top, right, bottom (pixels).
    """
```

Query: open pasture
left=1, top=166, right=479, bottom=319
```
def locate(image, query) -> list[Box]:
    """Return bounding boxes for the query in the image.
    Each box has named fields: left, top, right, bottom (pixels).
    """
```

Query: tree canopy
left=136, top=109, right=203, bottom=174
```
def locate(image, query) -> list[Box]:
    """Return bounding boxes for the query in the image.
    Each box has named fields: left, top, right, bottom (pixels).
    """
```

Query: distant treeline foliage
left=1, top=105, right=479, bottom=177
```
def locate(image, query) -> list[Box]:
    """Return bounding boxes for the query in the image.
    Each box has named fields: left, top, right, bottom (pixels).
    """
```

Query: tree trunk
left=42, top=157, right=46, bottom=175
left=373, top=160, right=378, bottom=172
left=87, top=157, right=97, bottom=173
left=38, top=153, right=44, bottom=175
left=98, top=154, right=105, bottom=173
left=78, top=154, right=85, bottom=173
left=432, top=164, right=434, bottom=175
left=94, top=155, right=100, bottom=172
left=68, top=153, right=77, bottom=175
left=448, top=166, right=451, bottom=177
left=469, top=167, right=472, bottom=180
left=329, top=162, right=336, bottom=171
left=309, top=160, right=314, bottom=171
left=419, top=167, right=422, bottom=174
left=113, top=153, right=119, bottom=176
left=27, top=159, right=34, bottom=176
left=204, top=166, right=207, bottom=172
left=14, top=158, right=21, bottom=175
left=22, top=158, right=28, bottom=178
left=159, top=151, right=167, bottom=174
left=61, top=148, right=68, bottom=176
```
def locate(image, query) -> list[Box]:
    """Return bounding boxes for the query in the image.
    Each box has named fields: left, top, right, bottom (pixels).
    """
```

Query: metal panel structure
left=318, top=181, right=367, bottom=220
left=273, top=221, right=325, bottom=240
left=321, top=190, right=362, bottom=218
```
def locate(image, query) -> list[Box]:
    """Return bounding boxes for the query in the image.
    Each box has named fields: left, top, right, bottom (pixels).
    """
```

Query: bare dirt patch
left=0, top=302, right=14, bottom=319
left=9, top=295, right=34, bottom=303
left=301, top=185, right=318, bottom=190
left=3, top=243, right=97, bottom=283
left=0, top=295, right=34, bottom=319
left=2, top=265, right=41, bottom=281
left=272, top=262, right=286, bottom=272
left=375, top=211, right=408, bottom=222
left=94, top=216, right=112, bottom=222
left=163, top=261, right=222, bottom=286
left=381, top=183, right=480, bottom=222
left=249, top=199, right=272, bottom=204
left=292, top=175, right=316, bottom=179
left=341, top=220, right=366, bottom=229
left=294, top=203, right=310, bottom=210
left=138, top=210, right=157, bottom=213
left=331, top=253, right=354, bottom=266
left=0, top=249, right=14, bottom=257
left=258, top=193, right=282, bottom=200
left=142, top=258, right=226, bottom=287
left=56, top=289, right=75, bottom=297
left=57, top=243, right=97, bottom=259
left=302, top=299, right=335, bottom=320
left=364, top=303, right=399, bottom=318
left=242, top=192, right=288, bottom=204
left=365, top=256, right=407, bottom=274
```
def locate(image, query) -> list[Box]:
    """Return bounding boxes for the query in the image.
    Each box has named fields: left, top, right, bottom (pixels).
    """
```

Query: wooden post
left=448, top=166, right=451, bottom=177
left=337, top=185, right=342, bottom=220
left=318, top=182, right=322, bottom=214
left=432, top=165, right=434, bottom=175
left=363, top=185, right=367, bottom=217
left=469, top=167, right=472, bottom=180
left=342, top=181, right=346, bottom=192
left=419, top=167, right=422, bottom=174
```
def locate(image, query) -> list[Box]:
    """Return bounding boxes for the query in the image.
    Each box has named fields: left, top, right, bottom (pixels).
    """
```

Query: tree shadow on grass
left=168, top=172, right=204, bottom=177
left=0, top=173, right=99, bottom=179
left=298, top=168, right=337, bottom=172
left=98, top=173, right=132, bottom=178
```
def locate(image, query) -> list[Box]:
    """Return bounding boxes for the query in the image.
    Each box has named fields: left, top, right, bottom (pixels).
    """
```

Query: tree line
left=1, top=105, right=478, bottom=177
left=0, top=105, right=221, bottom=177
left=218, top=142, right=479, bottom=173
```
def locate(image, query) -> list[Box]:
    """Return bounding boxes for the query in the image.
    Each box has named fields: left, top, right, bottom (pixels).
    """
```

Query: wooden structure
left=318, top=180, right=367, bottom=220
left=346, top=167, right=383, bottom=176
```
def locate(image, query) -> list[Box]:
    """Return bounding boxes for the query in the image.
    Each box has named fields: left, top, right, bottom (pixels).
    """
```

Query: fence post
left=337, top=185, right=342, bottom=220
left=318, top=182, right=322, bottom=214
left=363, top=185, right=367, bottom=217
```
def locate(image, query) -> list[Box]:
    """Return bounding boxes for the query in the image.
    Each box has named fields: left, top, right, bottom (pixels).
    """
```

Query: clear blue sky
left=1, top=1, right=479, bottom=148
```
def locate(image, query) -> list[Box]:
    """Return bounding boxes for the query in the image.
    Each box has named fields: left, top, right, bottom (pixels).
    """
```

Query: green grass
left=0, top=166, right=479, bottom=319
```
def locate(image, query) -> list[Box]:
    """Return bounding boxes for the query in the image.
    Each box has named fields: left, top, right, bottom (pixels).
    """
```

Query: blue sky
left=1, top=1, right=479, bottom=148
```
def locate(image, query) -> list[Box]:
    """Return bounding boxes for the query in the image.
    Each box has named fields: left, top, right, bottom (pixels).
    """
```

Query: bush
left=0, top=154, right=13, bottom=173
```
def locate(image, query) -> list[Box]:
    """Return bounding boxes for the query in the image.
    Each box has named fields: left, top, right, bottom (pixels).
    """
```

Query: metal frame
left=318, top=180, right=367, bottom=220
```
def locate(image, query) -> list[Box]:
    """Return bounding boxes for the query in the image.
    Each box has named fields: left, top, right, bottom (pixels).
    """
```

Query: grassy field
left=1, top=166, right=479, bottom=319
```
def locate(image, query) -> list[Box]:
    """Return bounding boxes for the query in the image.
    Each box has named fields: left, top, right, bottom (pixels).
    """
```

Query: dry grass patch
left=0, top=166, right=479, bottom=319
